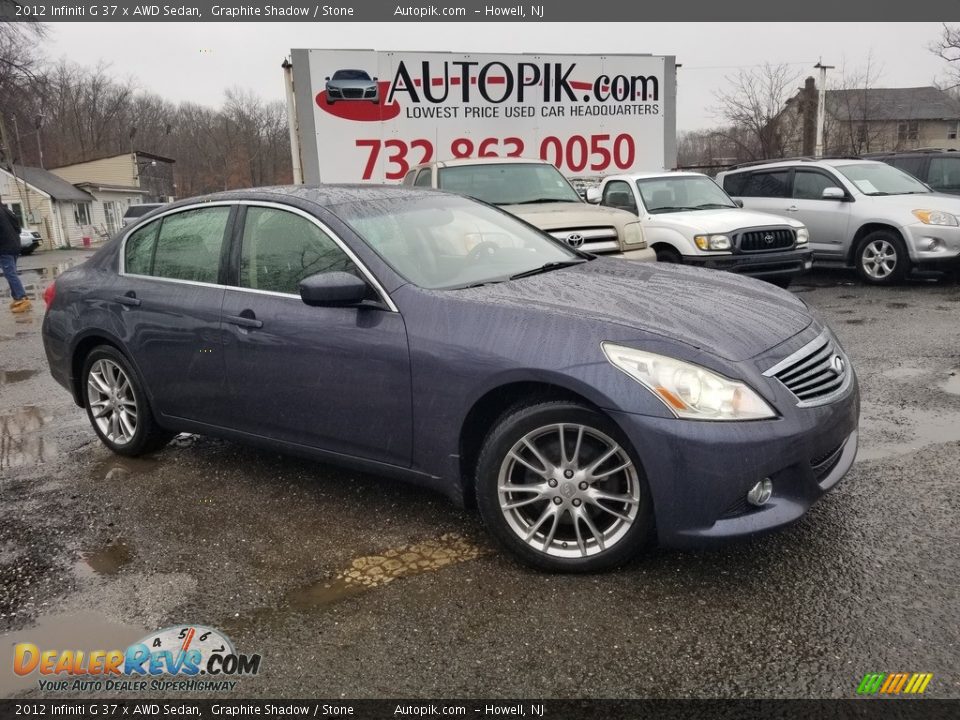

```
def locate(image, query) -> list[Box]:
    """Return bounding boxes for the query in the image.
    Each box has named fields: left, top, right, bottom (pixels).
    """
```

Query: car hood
left=650, top=207, right=804, bottom=233
left=328, top=79, right=376, bottom=88
left=859, top=191, right=960, bottom=212
left=454, top=259, right=813, bottom=362
left=502, top=201, right=635, bottom=230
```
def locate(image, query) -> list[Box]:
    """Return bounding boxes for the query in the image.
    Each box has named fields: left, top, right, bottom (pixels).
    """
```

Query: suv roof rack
left=729, top=157, right=815, bottom=170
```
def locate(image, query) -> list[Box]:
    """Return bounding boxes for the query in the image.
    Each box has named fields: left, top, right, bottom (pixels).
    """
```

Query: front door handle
left=113, top=292, right=141, bottom=307
left=225, top=313, right=263, bottom=329
left=785, top=205, right=799, bottom=212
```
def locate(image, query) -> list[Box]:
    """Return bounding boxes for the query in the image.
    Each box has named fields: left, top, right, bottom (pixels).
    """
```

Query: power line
left=680, top=60, right=819, bottom=71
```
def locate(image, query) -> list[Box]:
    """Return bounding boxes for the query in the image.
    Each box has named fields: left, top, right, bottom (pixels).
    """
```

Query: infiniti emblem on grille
left=565, top=233, right=585, bottom=248
left=830, top=355, right=845, bottom=375
left=764, top=233, right=775, bottom=244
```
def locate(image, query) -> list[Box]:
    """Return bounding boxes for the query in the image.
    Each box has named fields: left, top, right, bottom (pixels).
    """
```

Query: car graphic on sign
left=325, top=69, right=380, bottom=104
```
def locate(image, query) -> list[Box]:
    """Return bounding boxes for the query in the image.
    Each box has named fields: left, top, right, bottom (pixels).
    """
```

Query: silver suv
left=717, top=158, right=960, bottom=284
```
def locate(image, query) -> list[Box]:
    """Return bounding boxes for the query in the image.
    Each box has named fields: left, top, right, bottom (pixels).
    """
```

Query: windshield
left=332, top=69, right=370, bottom=81
left=335, top=195, right=580, bottom=290
left=835, top=163, right=930, bottom=196
left=437, top=163, right=582, bottom=205
left=636, top=176, right=737, bottom=213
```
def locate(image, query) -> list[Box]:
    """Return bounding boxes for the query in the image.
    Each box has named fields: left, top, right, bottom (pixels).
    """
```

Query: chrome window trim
left=763, top=329, right=853, bottom=408
left=118, top=199, right=399, bottom=312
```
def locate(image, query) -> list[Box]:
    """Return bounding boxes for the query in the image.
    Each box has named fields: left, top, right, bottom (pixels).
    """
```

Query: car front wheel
left=855, top=230, right=909, bottom=285
left=81, top=346, right=173, bottom=456
left=476, top=401, right=654, bottom=572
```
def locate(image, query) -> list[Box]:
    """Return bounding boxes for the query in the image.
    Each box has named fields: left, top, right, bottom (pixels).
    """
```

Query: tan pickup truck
left=402, top=158, right=655, bottom=261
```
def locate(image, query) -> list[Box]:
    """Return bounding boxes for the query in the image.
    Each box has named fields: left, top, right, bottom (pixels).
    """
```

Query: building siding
left=51, top=154, right=137, bottom=189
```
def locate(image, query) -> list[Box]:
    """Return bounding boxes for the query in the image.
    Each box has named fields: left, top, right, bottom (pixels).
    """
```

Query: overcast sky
left=45, top=22, right=952, bottom=131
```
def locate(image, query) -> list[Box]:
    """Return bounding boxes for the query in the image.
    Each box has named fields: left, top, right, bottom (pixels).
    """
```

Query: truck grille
left=763, top=332, right=849, bottom=406
left=737, top=228, right=795, bottom=253
left=547, top=226, right=619, bottom=254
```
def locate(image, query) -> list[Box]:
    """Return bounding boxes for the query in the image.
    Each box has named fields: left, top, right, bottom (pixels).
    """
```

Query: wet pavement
left=0, top=252, right=958, bottom=699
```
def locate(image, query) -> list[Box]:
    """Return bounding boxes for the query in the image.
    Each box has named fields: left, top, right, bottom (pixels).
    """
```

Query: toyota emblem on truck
left=566, top=233, right=585, bottom=248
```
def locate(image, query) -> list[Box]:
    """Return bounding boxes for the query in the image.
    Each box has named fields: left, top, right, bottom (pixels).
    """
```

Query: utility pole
left=814, top=60, right=834, bottom=158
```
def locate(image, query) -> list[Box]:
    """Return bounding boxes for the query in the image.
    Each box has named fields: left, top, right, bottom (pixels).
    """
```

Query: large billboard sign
left=290, top=49, right=677, bottom=184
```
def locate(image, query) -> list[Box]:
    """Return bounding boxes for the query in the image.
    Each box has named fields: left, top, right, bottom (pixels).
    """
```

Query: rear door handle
left=113, top=293, right=141, bottom=307
left=225, top=314, right=263, bottom=329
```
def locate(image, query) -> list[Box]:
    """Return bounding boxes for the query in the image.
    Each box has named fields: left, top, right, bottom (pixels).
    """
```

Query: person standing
left=0, top=197, right=31, bottom=313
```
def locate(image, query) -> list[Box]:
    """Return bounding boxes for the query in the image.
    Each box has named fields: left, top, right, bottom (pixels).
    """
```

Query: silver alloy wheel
left=497, top=423, right=641, bottom=559
left=87, top=358, right=139, bottom=445
left=862, top=239, right=898, bottom=280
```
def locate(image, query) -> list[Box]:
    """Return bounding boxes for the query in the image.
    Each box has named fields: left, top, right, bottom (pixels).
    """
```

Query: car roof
left=419, top=157, right=552, bottom=170
left=607, top=171, right=707, bottom=181
left=158, top=184, right=441, bottom=212
left=722, top=158, right=886, bottom=174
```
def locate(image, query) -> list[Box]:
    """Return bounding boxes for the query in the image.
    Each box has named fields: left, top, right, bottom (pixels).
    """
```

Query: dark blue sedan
left=41, top=186, right=860, bottom=571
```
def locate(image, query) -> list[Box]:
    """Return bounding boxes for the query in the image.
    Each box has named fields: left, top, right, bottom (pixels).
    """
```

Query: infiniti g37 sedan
left=41, top=186, right=860, bottom=572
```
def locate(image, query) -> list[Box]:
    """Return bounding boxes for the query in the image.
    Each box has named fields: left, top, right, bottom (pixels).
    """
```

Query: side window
left=414, top=169, right=433, bottom=187
left=601, top=180, right=638, bottom=213
left=927, top=157, right=960, bottom=193
left=239, top=207, right=358, bottom=295
left=402, top=169, right=416, bottom=186
left=124, top=221, right=160, bottom=275
left=722, top=173, right=746, bottom=196
left=793, top=171, right=837, bottom=200
left=152, top=207, right=230, bottom=284
left=740, top=170, right=791, bottom=198
left=889, top=156, right=925, bottom=180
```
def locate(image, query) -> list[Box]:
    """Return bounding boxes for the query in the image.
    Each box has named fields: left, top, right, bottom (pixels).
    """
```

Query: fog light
left=923, top=238, right=942, bottom=251
left=746, top=478, right=773, bottom=506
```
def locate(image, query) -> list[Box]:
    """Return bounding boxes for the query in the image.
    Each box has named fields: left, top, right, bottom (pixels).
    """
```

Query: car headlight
left=796, top=227, right=809, bottom=245
left=693, top=233, right=731, bottom=251
left=912, top=209, right=959, bottom=226
left=623, top=222, right=644, bottom=245
left=601, top=342, right=777, bottom=421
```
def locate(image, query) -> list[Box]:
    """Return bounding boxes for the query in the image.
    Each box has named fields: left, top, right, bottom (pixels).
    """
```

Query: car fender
left=645, top=225, right=700, bottom=256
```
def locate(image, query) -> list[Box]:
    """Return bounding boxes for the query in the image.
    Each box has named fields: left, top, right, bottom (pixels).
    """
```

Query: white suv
left=717, top=158, right=960, bottom=284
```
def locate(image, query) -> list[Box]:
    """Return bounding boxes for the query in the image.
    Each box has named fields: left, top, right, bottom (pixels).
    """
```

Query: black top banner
left=0, top=0, right=957, bottom=21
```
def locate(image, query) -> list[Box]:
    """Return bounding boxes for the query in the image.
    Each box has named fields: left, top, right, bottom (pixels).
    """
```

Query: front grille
left=547, top=226, right=620, bottom=254
left=764, top=332, right=849, bottom=405
left=737, top=228, right=795, bottom=253
left=342, top=88, right=364, bottom=98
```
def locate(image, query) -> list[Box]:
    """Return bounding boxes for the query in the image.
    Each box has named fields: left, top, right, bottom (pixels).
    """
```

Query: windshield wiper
left=688, top=203, right=736, bottom=210
left=649, top=206, right=692, bottom=213
left=509, top=260, right=586, bottom=280
left=510, top=198, right=574, bottom=205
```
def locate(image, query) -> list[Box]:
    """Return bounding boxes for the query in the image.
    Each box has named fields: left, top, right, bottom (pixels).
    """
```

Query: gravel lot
left=1, top=249, right=958, bottom=699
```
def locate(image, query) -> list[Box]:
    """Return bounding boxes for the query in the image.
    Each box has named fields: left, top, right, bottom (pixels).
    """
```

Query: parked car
left=122, top=203, right=164, bottom=228
left=20, top=228, right=41, bottom=255
left=403, top=158, right=655, bottom=262
left=42, top=186, right=859, bottom=572
left=717, top=158, right=960, bottom=284
left=864, top=148, right=960, bottom=196
left=586, top=171, right=812, bottom=287
left=324, top=69, right=380, bottom=104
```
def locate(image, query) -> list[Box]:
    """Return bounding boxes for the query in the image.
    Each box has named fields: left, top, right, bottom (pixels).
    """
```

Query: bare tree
left=826, top=52, right=887, bottom=155
left=932, top=24, right=960, bottom=83
left=713, top=63, right=802, bottom=160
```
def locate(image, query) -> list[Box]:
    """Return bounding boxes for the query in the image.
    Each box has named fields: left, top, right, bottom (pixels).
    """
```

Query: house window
left=898, top=120, right=919, bottom=143
left=6, top=202, right=24, bottom=225
left=949, top=122, right=959, bottom=140
left=856, top=124, right=868, bottom=144
left=74, top=202, right=92, bottom=226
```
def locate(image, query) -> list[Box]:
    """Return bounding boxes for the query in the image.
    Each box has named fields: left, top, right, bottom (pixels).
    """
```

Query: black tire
left=654, top=245, right=682, bottom=263
left=854, top=230, right=909, bottom=285
left=768, top=276, right=793, bottom=289
left=81, top=345, right=173, bottom=456
left=475, top=400, right=655, bottom=573
left=20, top=248, right=34, bottom=256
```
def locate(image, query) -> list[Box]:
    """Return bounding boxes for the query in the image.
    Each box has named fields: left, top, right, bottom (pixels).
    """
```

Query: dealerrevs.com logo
left=13, top=625, right=261, bottom=692
left=857, top=673, right=933, bottom=696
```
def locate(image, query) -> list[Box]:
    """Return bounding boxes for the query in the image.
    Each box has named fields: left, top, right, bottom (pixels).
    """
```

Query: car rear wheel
left=81, top=346, right=173, bottom=456
left=855, top=230, right=908, bottom=285
left=475, top=401, right=654, bottom=572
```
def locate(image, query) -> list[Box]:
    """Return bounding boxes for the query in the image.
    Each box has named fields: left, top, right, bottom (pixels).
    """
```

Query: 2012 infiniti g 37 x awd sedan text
left=42, top=186, right=860, bottom=572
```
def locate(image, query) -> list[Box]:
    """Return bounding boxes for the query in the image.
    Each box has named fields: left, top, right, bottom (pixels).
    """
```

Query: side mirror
left=822, top=187, right=846, bottom=200
left=585, top=187, right=602, bottom=204
left=733, top=198, right=744, bottom=208
left=325, top=76, right=330, bottom=81
left=372, top=76, right=378, bottom=81
left=299, top=271, right=370, bottom=307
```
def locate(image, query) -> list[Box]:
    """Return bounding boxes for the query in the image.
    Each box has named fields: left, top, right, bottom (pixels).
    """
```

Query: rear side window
left=721, top=173, right=747, bottom=196
left=151, top=207, right=230, bottom=284
left=124, top=221, right=159, bottom=275
left=239, top=207, right=357, bottom=295
left=927, top=156, right=960, bottom=193
left=888, top=156, right=925, bottom=180
left=793, top=171, right=837, bottom=200
left=738, top=171, right=791, bottom=198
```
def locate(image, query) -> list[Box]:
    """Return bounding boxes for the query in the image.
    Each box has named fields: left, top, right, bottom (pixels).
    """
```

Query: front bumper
left=608, top=365, right=859, bottom=548
left=904, top=222, right=960, bottom=268
left=684, top=247, right=813, bottom=279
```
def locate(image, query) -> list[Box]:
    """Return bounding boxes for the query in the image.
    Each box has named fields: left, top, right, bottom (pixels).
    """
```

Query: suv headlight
left=601, top=343, right=777, bottom=421
left=796, top=227, right=809, bottom=245
left=624, top=222, right=645, bottom=246
left=912, top=209, right=959, bottom=226
left=693, top=233, right=731, bottom=251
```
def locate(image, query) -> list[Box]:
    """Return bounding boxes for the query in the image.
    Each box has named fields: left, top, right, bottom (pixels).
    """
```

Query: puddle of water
left=858, top=410, right=960, bottom=461
left=0, top=405, right=58, bottom=468
left=76, top=541, right=134, bottom=578
left=0, top=611, right=146, bottom=696
left=0, top=369, right=39, bottom=385
left=287, top=533, right=488, bottom=610
left=942, top=372, right=960, bottom=396
left=0, top=260, right=81, bottom=303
